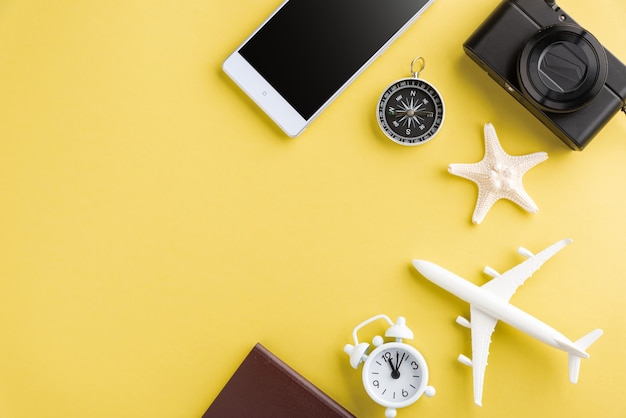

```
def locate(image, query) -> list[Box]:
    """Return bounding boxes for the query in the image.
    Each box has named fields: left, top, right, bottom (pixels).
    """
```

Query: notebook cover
left=203, top=343, right=356, bottom=418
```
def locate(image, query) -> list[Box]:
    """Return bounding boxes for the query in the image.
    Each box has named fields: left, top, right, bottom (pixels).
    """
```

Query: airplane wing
left=467, top=306, right=498, bottom=406
left=464, top=238, right=572, bottom=406
left=480, top=238, right=572, bottom=303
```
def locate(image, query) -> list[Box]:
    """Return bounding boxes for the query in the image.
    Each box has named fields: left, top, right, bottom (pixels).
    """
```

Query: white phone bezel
left=223, top=0, right=435, bottom=137
left=223, top=51, right=307, bottom=137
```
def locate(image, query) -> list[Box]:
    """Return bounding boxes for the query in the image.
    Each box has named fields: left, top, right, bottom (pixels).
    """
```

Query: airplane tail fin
left=567, top=329, right=603, bottom=383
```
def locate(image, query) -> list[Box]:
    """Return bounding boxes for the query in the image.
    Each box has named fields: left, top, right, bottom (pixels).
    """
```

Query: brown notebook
left=203, top=343, right=356, bottom=418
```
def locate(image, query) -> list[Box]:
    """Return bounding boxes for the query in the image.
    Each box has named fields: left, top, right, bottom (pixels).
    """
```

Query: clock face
left=362, top=342, right=428, bottom=408
left=377, top=78, right=444, bottom=146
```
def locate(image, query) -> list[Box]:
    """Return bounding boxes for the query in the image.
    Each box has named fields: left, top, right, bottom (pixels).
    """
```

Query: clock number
left=373, top=380, right=380, bottom=388
left=382, top=352, right=391, bottom=361
left=411, top=361, right=419, bottom=370
left=402, top=389, right=409, bottom=398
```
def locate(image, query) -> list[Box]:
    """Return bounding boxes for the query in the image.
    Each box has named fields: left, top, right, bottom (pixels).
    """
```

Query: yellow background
left=0, top=1, right=625, bottom=417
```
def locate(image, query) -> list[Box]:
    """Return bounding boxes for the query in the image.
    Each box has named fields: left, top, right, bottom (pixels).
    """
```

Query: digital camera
left=464, top=0, right=626, bottom=150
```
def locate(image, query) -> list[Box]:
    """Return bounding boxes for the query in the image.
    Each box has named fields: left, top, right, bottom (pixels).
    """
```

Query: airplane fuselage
left=414, top=260, right=588, bottom=358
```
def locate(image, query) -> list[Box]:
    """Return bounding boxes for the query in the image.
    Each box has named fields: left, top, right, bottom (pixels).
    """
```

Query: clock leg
left=384, top=407, right=397, bottom=418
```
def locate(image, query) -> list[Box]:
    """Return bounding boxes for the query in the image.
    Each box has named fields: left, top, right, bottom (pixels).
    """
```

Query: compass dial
left=377, top=78, right=445, bottom=145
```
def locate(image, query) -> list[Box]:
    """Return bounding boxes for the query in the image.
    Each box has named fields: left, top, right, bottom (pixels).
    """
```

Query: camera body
left=464, top=0, right=626, bottom=150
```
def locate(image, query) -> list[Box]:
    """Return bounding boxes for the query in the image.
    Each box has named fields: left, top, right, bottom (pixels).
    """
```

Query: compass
left=376, top=57, right=445, bottom=146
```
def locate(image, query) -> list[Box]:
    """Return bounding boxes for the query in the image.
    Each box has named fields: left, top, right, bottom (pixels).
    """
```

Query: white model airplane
left=412, top=238, right=603, bottom=406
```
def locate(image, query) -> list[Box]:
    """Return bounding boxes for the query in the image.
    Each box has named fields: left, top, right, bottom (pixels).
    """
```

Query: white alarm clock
left=344, top=315, right=435, bottom=418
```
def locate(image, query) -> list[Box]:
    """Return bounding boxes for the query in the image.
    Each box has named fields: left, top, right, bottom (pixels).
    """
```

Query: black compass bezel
left=376, top=78, right=445, bottom=146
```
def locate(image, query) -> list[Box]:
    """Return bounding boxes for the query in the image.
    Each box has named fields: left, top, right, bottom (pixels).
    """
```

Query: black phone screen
left=239, top=0, right=431, bottom=120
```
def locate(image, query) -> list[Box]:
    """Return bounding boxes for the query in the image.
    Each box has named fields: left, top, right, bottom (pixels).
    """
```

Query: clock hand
left=397, top=353, right=407, bottom=371
left=386, top=356, right=396, bottom=374
left=390, top=353, right=401, bottom=379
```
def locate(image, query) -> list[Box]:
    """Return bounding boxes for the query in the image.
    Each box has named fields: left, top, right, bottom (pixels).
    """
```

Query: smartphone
left=223, top=0, right=435, bottom=137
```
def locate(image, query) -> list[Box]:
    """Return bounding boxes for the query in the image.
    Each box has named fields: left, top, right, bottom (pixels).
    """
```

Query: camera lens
left=518, top=25, right=608, bottom=112
left=538, top=42, right=587, bottom=93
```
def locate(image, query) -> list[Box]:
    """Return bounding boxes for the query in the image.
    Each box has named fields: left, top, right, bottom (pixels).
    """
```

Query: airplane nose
left=412, top=259, right=441, bottom=278
left=412, top=259, right=430, bottom=271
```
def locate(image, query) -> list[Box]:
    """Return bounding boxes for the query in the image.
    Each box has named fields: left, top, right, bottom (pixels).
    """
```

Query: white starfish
left=448, top=123, right=548, bottom=224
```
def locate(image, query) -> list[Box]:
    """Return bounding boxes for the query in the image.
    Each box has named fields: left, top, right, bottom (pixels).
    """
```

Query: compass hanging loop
left=410, top=57, right=426, bottom=78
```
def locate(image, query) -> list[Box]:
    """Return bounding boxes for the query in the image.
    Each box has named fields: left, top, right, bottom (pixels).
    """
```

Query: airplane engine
left=458, top=354, right=473, bottom=367
left=456, top=316, right=471, bottom=328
